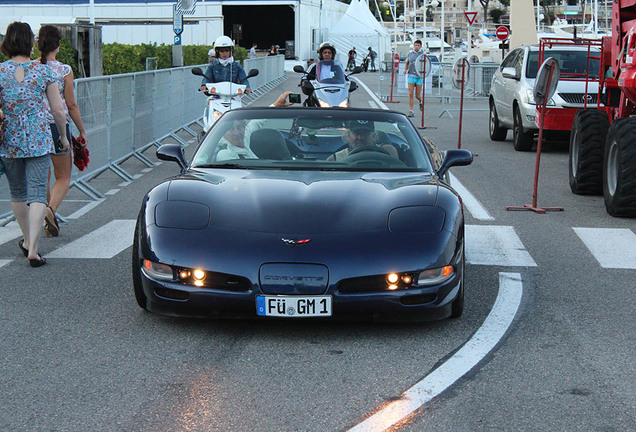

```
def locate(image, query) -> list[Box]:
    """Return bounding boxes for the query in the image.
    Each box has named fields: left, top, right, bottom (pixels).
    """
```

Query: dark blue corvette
left=132, top=108, right=473, bottom=321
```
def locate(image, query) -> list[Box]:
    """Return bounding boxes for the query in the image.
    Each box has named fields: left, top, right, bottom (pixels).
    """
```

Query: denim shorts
left=408, top=75, right=424, bottom=85
left=0, top=155, right=51, bottom=204
left=50, top=123, right=71, bottom=155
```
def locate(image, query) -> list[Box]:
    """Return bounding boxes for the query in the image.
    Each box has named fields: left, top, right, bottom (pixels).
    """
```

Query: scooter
left=294, top=61, right=363, bottom=108
left=191, top=66, right=259, bottom=136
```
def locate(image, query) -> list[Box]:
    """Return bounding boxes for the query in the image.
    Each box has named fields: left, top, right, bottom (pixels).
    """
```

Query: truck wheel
left=604, top=118, right=636, bottom=217
left=569, top=109, right=609, bottom=195
left=513, top=106, right=534, bottom=151
left=489, top=100, right=507, bottom=141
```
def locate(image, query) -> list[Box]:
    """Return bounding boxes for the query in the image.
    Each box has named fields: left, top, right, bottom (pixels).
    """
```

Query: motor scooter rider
left=199, top=35, right=252, bottom=94
left=301, top=42, right=346, bottom=96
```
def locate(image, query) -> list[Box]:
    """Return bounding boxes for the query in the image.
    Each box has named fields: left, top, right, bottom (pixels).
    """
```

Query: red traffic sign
left=496, top=26, right=510, bottom=41
left=393, top=53, right=400, bottom=69
left=464, top=12, right=477, bottom=26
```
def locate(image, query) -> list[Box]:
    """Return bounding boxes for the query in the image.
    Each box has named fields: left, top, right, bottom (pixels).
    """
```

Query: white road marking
left=47, top=219, right=136, bottom=259
left=132, top=174, right=143, bottom=179
left=0, top=221, right=23, bottom=246
left=118, top=181, right=131, bottom=187
left=368, top=100, right=378, bottom=109
left=348, top=272, right=523, bottom=432
left=105, top=189, right=120, bottom=195
left=466, top=225, right=537, bottom=267
left=354, top=77, right=389, bottom=110
left=142, top=168, right=153, bottom=173
left=449, top=173, right=494, bottom=221
left=66, top=199, right=105, bottom=219
left=573, top=227, right=636, bottom=269
left=0, top=259, right=12, bottom=269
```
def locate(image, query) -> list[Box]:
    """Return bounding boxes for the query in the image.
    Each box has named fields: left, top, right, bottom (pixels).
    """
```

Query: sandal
left=18, top=239, right=29, bottom=257
left=29, top=254, right=46, bottom=267
left=45, top=205, right=59, bottom=237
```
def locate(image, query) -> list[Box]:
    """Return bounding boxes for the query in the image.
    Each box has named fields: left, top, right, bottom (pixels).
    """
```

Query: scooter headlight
left=338, top=100, right=349, bottom=108
left=318, top=99, right=331, bottom=108
left=213, top=110, right=223, bottom=120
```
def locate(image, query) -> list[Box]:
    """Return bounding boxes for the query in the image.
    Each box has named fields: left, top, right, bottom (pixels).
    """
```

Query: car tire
left=569, top=109, right=608, bottom=195
left=450, top=238, right=465, bottom=319
left=603, top=118, right=636, bottom=217
left=132, top=216, right=148, bottom=309
left=489, top=100, right=507, bottom=141
left=513, top=106, right=534, bottom=151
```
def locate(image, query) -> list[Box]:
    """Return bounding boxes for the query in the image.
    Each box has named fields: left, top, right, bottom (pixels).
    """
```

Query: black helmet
left=317, top=42, right=336, bottom=60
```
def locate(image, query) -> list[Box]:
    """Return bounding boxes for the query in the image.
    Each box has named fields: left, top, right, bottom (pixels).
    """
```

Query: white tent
left=329, top=0, right=391, bottom=67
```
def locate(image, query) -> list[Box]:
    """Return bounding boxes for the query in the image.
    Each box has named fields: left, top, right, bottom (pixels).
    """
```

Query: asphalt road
left=0, top=71, right=634, bottom=432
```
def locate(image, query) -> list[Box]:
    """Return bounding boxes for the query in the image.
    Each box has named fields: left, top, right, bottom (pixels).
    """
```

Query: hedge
left=0, top=38, right=79, bottom=77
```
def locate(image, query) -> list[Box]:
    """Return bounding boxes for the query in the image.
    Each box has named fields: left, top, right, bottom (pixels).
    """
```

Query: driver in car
left=328, top=120, right=398, bottom=161
left=215, top=120, right=257, bottom=161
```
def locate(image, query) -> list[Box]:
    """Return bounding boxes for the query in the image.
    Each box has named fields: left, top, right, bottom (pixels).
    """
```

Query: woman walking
left=36, top=25, right=88, bottom=237
left=0, top=22, right=70, bottom=267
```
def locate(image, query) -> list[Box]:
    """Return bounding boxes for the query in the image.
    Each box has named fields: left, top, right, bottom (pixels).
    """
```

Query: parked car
left=488, top=45, right=600, bottom=151
left=132, top=107, right=473, bottom=321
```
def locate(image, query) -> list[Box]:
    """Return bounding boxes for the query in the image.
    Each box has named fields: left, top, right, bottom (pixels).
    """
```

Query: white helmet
left=214, top=35, right=234, bottom=53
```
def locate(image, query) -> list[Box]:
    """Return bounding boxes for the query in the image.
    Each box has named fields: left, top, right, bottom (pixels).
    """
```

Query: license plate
left=256, top=296, right=332, bottom=317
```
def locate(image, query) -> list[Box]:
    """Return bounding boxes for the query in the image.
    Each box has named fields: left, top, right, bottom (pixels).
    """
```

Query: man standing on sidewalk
left=404, top=40, right=424, bottom=118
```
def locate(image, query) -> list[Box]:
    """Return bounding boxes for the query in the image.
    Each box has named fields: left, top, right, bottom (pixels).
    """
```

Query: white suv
left=488, top=45, right=600, bottom=151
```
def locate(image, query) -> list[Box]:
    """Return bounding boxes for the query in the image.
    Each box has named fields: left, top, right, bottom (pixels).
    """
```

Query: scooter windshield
left=316, top=61, right=346, bottom=84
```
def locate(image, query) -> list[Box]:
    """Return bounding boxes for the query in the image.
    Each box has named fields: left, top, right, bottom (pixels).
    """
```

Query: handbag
left=71, top=134, right=90, bottom=171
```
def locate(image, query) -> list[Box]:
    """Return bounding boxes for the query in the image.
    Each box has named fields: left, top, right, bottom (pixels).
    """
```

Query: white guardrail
left=0, top=55, right=286, bottom=222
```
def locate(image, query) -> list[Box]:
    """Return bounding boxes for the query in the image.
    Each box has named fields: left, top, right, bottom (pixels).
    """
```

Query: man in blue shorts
left=404, top=39, right=424, bottom=117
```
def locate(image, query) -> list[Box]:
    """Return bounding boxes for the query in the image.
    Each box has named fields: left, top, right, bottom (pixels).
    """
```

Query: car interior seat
left=250, top=128, right=293, bottom=160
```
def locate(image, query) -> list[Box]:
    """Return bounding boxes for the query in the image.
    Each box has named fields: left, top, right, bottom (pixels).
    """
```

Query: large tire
left=489, top=100, right=507, bottom=141
left=603, top=118, right=636, bottom=217
left=132, top=217, right=148, bottom=309
left=513, top=105, right=534, bottom=151
left=569, top=109, right=609, bottom=195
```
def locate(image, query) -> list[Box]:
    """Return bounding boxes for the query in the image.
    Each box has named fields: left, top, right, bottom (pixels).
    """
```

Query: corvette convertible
left=132, top=107, right=473, bottom=321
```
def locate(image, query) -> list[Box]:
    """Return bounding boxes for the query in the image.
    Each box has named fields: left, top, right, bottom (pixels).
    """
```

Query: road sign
left=393, top=53, right=400, bottom=69
left=496, top=26, right=510, bottom=41
left=174, top=35, right=182, bottom=45
left=499, top=42, right=509, bottom=50
left=173, top=4, right=183, bottom=35
left=464, top=12, right=477, bottom=26
left=415, top=54, right=432, bottom=78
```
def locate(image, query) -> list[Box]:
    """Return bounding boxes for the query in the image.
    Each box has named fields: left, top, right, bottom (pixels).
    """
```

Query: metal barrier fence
left=378, top=60, right=500, bottom=117
left=0, top=56, right=285, bottom=222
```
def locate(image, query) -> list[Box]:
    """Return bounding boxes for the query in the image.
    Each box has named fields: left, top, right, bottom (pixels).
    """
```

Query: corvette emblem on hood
left=281, top=238, right=312, bottom=246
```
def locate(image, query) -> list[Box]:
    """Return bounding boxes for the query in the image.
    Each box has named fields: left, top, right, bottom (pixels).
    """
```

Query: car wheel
left=489, top=100, right=507, bottom=141
left=513, top=106, right=534, bottom=151
left=603, top=118, right=636, bottom=217
left=132, top=216, right=148, bottom=309
left=450, top=238, right=465, bottom=319
left=569, top=109, right=608, bottom=195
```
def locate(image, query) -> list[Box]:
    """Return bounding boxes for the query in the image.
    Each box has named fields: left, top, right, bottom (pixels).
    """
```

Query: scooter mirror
left=247, top=68, right=259, bottom=78
left=351, top=66, right=364, bottom=74
left=191, top=67, right=204, bottom=76
left=293, top=65, right=307, bottom=74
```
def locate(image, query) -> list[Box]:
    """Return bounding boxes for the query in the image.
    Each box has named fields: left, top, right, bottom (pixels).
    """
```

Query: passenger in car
left=215, top=120, right=257, bottom=161
left=327, top=120, right=398, bottom=161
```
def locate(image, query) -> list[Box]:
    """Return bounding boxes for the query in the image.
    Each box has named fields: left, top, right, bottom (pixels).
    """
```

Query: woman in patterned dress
left=36, top=25, right=88, bottom=237
left=0, top=22, right=70, bottom=267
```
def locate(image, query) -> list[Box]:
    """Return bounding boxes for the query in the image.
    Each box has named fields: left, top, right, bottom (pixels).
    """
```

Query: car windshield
left=191, top=108, right=434, bottom=172
left=526, top=49, right=600, bottom=79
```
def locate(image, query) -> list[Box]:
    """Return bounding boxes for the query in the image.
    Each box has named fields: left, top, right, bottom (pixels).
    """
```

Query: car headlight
left=142, top=260, right=174, bottom=281
left=526, top=89, right=536, bottom=105
left=417, top=265, right=454, bottom=286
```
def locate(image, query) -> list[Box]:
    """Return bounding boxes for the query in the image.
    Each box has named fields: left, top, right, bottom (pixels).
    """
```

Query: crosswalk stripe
left=573, top=227, right=636, bottom=269
left=0, top=259, right=12, bottom=269
left=466, top=225, right=537, bottom=267
left=0, top=221, right=23, bottom=246
left=47, top=219, right=136, bottom=259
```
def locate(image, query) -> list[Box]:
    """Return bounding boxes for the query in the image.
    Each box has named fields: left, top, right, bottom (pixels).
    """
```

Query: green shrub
left=0, top=38, right=78, bottom=77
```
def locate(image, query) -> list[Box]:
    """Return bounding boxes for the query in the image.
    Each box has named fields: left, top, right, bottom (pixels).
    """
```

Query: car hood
left=524, top=77, right=599, bottom=94
left=162, top=169, right=440, bottom=234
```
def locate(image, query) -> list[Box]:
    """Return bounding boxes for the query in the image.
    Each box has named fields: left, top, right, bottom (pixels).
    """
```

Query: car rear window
left=526, top=50, right=600, bottom=79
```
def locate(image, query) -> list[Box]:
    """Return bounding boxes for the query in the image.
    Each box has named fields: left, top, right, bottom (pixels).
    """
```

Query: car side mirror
left=436, top=149, right=473, bottom=179
left=501, top=67, right=519, bottom=80
left=157, top=144, right=187, bottom=172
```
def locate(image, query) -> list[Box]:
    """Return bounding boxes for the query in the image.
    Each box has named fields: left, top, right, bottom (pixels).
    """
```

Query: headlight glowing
left=213, top=110, right=223, bottom=120
left=318, top=99, right=331, bottom=108
left=193, top=269, right=206, bottom=281
left=142, top=260, right=174, bottom=281
left=338, top=99, right=349, bottom=108
left=387, top=273, right=399, bottom=284
left=417, top=265, right=454, bottom=286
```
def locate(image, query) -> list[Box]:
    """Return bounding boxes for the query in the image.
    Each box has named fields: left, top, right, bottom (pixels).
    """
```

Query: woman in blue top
left=0, top=22, right=70, bottom=267
left=198, top=35, right=252, bottom=94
